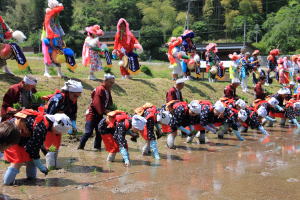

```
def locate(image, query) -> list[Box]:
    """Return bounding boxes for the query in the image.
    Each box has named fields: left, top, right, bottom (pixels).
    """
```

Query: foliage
left=172, top=26, right=184, bottom=37
left=137, top=0, right=178, bottom=41
left=103, top=67, right=112, bottom=74
left=140, top=25, right=164, bottom=60
left=48, top=145, right=57, bottom=152
left=260, top=1, right=300, bottom=53
left=141, top=65, right=153, bottom=77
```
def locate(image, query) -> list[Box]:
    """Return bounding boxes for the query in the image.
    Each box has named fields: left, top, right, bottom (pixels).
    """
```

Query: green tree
left=140, top=25, right=164, bottom=60
left=137, top=0, right=180, bottom=41
left=60, top=0, right=73, bottom=33
left=108, top=0, right=142, bottom=30
left=260, top=0, right=300, bottom=53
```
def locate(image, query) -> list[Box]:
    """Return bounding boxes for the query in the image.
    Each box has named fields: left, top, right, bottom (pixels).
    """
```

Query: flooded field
left=1, top=125, right=300, bottom=200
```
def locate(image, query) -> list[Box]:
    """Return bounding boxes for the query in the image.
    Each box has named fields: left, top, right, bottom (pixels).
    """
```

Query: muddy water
left=1, top=125, right=300, bottom=200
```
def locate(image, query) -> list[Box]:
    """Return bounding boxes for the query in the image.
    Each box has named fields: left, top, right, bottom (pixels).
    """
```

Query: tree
left=108, top=0, right=142, bottom=30
left=260, top=0, right=300, bottom=53
left=60, top=0, right=73, bottom=33
left=137, top=0, right=180, bottom=41
left=262, top=0, right=289, bottom=15
left=221, top=0, right=263, bottom=40
left=140, top=25, right=164, bottom=60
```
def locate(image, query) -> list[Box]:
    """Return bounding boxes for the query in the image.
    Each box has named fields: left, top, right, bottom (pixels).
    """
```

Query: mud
left=1, top=125, right=300, bottom=200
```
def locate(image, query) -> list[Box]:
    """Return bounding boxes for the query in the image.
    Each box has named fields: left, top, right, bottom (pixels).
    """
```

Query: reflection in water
left=213, top=180, right=222, bottom=193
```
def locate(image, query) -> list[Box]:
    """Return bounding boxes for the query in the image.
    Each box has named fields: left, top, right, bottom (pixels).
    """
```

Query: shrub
left=141, top=65, right=153, bottom=77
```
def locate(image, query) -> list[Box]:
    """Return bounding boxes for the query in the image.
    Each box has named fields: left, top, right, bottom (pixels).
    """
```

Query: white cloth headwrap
left=278, top=88, right=290, bottom=95
left=232, top=78, right=240, bottom=84
left=293, top=102, right=300, bottom=110
left=176, top=78, right=186, bottom=84
left=132, top=115, right=147, bottom=130
left=104, top=73, right=115, bottom=80
left=214, top=101, right=225, bottom=113
left=61, top=80, right=83, bottom=93
left=268, top=97, right=279, bottom=107
left=23, top=75, right=37, bottom=85
left=46, top=113, right=72, bottom=133
left=257, top=106, right=267, bottom=118
left=235, top=99, right=246, bottom=109
left=188, top=100, right=201, bottom=114
left=238, top=109, right=248, bottom=122
left=157, top=111, right=172, bottom=125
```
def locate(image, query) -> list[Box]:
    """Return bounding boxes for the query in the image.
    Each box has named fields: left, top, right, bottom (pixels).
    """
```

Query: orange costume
left=113, top=18, right=143, bottom=77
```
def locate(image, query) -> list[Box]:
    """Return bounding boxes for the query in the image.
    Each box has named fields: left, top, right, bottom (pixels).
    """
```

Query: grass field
left=0, top=57, right=282, bottom=132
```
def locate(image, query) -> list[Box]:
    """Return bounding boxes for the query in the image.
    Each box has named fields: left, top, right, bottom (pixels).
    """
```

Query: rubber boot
left=119, top=147, right=130, bottom=166
left=280, top=118, right=286, bottom=127
left=262, top=118, right=267, bottom=126
left=233, top=130, right=245, bottom=141
left=150, top=140, right=160, bottom=160
left=199, top=131, right=206, bottom=144
left=186, top=135, right=194, bottom=143
left=267, top=120, right=274, bottom=127
left=46, top=152, right=57, bottom=170
left=44, top=65, right=51, bottom=77
left=26, top=161, right=37, bottom=179
left=107, top=153, right=116, bottom=162
left=89, top=71, right=97, bottom=80
left=3, top=167, right=19, bottom=185
left=57, top=67, right=64, bottom=78
left=142, top=142, right=151, bottom=156
left=77, top=139, right=86, bottom=150
left=3, top=65, right=14, bottom=75
left=167, top=134, right=176, bottom=149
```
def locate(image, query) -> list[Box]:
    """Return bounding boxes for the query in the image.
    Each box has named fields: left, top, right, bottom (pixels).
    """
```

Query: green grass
left=0, top=57, right=281, bottom=133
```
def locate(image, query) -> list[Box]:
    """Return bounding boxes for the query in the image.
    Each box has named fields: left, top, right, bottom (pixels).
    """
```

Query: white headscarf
left=278, top=88, right=290, bottom=95
left=214, top=101, right=225, bottom=113
left=61, top=80, right=83, bottom=93
left=104, top=73, right=115, bottom=80
left=238, top=109, right=248, bottom=122
left=188, top=100, right=201, bottom=114
left=157, top=111, right=172, bottom=125
left=46, top=113, right=72, bottom=133
left=257, top=106, right=267, bottom=118
left=23, top=75, right=37, bottom=85
left=132, top=115, right=147, bottom=130
left=235, top=99, right=246, bottom=109
left=268, top=97, right=279, bottom=107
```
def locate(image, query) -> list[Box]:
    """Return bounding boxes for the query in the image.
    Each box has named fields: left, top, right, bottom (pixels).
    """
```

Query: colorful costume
left=135, top=103, right=161, bottom=159
left=166, top=101, right=200, bottom=149
left=249, top=50, right=262, bottom=85
left=41, top=0, right=77, bottom=77
left=266, top=49, right=280, bottom=85
left=0, top=16, right=28, bottom=74
left=229, top=53, right=241, bottom=82
left=278, top=58, right=289, bottom=85
left=82, top=25, right=106, bottom=80
left=205, top=43, right=220, bottom=82
left=2, top=110, right=71, bottom=185
left=167, top=37, right=185, bottom=80
left=180, top=30, right=198, bottom=79
left=240, top=54, right=251, bottom=92
left=113, top=18, right=143, bottom=78
left=99, top=112, right=146, bottom=166
left=43, top=80, right=82, bottom=168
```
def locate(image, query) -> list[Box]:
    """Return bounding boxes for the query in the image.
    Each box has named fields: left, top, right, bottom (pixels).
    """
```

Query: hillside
left=0, top=58, right=281, bottom=132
